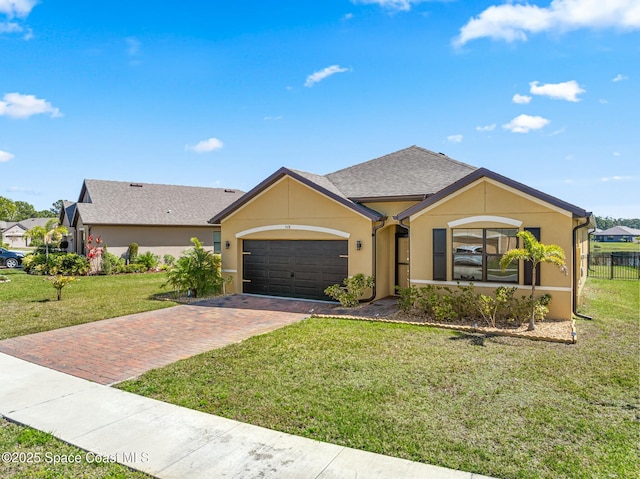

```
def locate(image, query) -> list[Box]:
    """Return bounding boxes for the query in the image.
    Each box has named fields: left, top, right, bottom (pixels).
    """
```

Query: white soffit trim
left=222, top=269, right=237, bottom=273
left=236, top=224, right=351, bottom=239
left=448, top=216, right=522, bottom=228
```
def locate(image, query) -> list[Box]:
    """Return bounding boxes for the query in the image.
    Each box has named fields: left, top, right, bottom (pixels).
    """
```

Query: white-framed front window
left=452, top=228, right=519, bottom=283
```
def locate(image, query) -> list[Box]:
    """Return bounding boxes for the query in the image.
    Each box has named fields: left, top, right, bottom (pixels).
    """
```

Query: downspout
left=361, top=219, right=386, bottom=302
left=573, top=216, right=593, bottom=320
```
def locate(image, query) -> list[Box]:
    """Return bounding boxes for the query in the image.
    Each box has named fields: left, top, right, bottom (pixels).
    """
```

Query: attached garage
left=242, top=240, right=348, bottom=300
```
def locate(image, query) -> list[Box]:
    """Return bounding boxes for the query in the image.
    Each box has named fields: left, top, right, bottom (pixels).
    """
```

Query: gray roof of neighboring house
left=16, top=218, right=57, bottom=230
left=2, top=218, right=57, bottom=235
left=60, top=201, right=77, bottom=225
left=75, top=179, right=245, bottom=226
left=326, top=145, right=477, bottom=198
left=592, top=225, right=640, bottom=236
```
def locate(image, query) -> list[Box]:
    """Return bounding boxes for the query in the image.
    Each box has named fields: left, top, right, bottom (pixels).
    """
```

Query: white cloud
left=126, top=37, right=141, bottom=56
left=612, top=73, right=629, bottom=82
left=0, top=0, right=37, bottom=18
left=599, top=98, right=608, bottom=104
left=503, top=114, right=550, bottom=133
left=454, top=0, right=640, bottom=46
left=613, top=151, right=621, bottom=156
left=512, top=93, right=532, bottom=104
left=447, top=134, right=463, bottom=143
left=186, top=137, right=224, bottom=153
left=476, top=124, right=496, bottom=132
left=0, top=0, right=37, bottom=39
left=601, top=175, right=634, bottom=182
left=529, top=80, right=585, bottom=102
left=0, top=92, right=62, bottom=119
left=351, top=0, right=416, bottom=11
left=7, top=185, right=37, bottom=194
left=0, top=149, right=14, bottom=162
left=0, top=20, right=20, bottom=32
left=304, top=65, right=350, bottom=87
left=263, top=116, right=283, bottom=121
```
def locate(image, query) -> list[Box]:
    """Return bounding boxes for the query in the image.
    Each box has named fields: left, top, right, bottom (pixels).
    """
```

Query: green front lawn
left=0, top=270, right=176, bottom=340
left=119, top=278, right=640, bottom=479
left=591, top=241, right=640, bottom=253
left=0, top=418, right=151, bottom=479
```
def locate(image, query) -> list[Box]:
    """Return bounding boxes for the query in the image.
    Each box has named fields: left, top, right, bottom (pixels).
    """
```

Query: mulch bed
left=316, top=310, right=577, bottom=344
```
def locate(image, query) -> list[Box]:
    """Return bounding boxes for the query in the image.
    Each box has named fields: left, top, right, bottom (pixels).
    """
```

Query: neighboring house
left=59, top=201, right=77, bottom=252
left=211, top=146, right=594, bottom=321
left=66, top=179, right=245, bottom=260
left=1, top=217, right=57, bottom=248
left=591, top=226, right=640, bottom=243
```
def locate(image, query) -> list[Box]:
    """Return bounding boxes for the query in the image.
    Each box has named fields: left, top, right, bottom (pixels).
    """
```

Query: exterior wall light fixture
left=225, top=241, right=230, bottom=249
left=356, top=240, right=362, bottom=251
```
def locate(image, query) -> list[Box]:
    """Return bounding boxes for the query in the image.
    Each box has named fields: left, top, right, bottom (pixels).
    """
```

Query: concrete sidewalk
left=0, top=353, right=495, bottom=479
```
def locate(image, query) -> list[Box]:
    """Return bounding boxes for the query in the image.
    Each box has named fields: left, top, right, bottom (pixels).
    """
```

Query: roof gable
left=397, top=168, right=591, bottom=220
left=209, top=167, right=384, bottom=224
left=75, top=179, right=244, bottom=226
left=326, top=146, right=477, bottom=198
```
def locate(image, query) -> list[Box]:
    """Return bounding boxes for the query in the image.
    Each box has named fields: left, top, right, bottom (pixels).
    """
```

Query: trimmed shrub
left=395, top=283, right=552, bottom=326
left=163, top=254, right=175, bottom=267
left=114, top=263, right=147, bottom=274
left=101, top=251, right=122, bottom=275
left=137, top=251, right=160, bottom=271
left=324, top=274, right=375, bottom=307
left=127, top=242, right=139, bottom=264
left=23, top=252, right=90, bottom=276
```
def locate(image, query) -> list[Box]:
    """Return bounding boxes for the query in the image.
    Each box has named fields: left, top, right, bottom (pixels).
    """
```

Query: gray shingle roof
left=210, top=146, right=480, bottom=223
left=326, top=145, right=477, bottom=198
left=60, top=201, right=77, bottom=224
left=16, top=217, right=57, bottom=230
left=76, top=179, right=244, bottom=226
left=592, top=225, right=640, bottom=236
left=289, top=169, right=348, bottom=198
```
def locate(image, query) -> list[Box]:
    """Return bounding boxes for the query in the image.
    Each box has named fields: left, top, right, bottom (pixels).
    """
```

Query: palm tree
left=25, top=223, right=68, bottom=260
left=500, top=230, right=567, bottom=331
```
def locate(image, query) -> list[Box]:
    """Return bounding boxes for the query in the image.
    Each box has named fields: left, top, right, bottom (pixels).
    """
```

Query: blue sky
left=1, top=0, right=638, bottom=218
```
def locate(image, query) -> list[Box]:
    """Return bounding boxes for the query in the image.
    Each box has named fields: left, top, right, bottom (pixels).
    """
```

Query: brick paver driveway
left=0, top=295, right=398, bottom=385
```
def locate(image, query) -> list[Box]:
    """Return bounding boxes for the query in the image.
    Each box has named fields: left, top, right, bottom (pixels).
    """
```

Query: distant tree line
left=0, top=197, right=64, bottom=222
left=595, top=216, right=640, bottom=230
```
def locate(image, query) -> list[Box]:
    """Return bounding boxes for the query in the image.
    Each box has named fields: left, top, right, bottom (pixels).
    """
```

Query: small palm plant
left=164, top=237, right=224, bottom=298
left=500, top=230, right=567, bottom=331
left=46, top=275, right=77, bottom=301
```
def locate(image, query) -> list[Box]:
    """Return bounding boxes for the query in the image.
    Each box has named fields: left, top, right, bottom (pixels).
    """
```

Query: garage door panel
left=243, top=240, right=348, bottom=300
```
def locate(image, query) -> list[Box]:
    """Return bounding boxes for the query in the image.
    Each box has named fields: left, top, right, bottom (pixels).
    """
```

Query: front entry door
left=395, top=231, right=409, bottom=291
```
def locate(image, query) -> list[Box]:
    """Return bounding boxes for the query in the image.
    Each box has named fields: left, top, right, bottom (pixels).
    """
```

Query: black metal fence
left=588, top=252, right=640, bottom=280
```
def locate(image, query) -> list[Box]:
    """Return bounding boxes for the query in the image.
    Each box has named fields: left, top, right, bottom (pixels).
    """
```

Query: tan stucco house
left=1, top=217, right=56, bottom=248
left=64, top=179, right=244, bottom=260
left=210, top=146, right=594, bottom=320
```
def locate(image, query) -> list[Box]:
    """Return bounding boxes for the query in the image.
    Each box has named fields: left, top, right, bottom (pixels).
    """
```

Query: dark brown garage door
left=243, top=240, right=348, bottom=300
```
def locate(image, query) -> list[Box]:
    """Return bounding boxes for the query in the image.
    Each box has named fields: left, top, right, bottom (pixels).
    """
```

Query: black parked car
left=0, top=247, right=24, bottom=268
